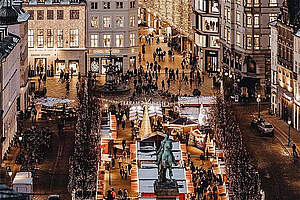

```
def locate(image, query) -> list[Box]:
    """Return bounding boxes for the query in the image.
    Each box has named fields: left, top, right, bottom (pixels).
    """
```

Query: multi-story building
left=0, top=0, right=29, bottom=160
left=22, top=0, right=86, bottom=76
left=87, top=0, right=138, bottom=74
left=193, top=0, right=220, bottom=73
left=294, top=31, right=300, bottom=130
left=220, top=0, right=282, bottom=100
left=270, top=20, right=278, bottom=115
left=270, top=0, right=300, bottom=130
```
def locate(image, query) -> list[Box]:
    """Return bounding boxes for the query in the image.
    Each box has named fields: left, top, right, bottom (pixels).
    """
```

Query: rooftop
left=0, top=0, right=30, bottom=25
left=22, top=0, right=86, bottom=5
left=0, top=26, right=20, bottom=62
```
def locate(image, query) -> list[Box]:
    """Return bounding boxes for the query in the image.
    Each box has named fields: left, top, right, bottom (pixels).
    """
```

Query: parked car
left=250, top=118, right=265, bottom=129
left=257, top=122, right=274, bottom=137
left=48, top=195, right=60, bottom=200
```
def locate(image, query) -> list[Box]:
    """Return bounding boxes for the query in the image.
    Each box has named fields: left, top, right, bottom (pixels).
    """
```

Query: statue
left=156, top=133, right=177, bottom=184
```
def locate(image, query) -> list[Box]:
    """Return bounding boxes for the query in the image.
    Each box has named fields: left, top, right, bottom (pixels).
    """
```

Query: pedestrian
left=122, top=139, right=126, bottom=151
left=113, top=146, right=117, bottom=158
left=118, top=156, right=122, bottom=168
left=123, top=189, right=128, bottom=200
left=112, top=158, right=115, bottom=168
left=124, top=169, right=128, bottom=180
left=121, top=120, right=125, bottom=130
left=120, top=167, right=124, bottom=179
left=38, top=78, right=41, bottom=88
left=76, top=82, right=79, bottom=93
left=292, top=144, right=298, bottom=157
left=117, top=188, right=123, bottom=198
left=111, top=188, right=116, bottom=199
left=127, top=163, right=132, bottom=175
left=161, top=80, right=165, bottom=90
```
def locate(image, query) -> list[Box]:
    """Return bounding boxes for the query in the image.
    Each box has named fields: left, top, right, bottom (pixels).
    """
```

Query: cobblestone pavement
left=234, top=104, right=300, bottom=199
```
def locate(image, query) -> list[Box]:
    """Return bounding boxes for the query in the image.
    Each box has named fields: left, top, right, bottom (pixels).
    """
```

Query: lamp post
left=288, top=120, right=291, bottom=147
left=257, top=94, right=261, bottom=119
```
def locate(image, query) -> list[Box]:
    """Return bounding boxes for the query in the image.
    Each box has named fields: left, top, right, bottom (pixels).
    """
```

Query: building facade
left=220, top=0, right=282, bottom=101
left=193, top=0, right=220, bottom=73
left=270, top=0, right=300, bottom=130
left=87, top=0, right=138, bottom=74
left=22, top=0, right=86, bottom=76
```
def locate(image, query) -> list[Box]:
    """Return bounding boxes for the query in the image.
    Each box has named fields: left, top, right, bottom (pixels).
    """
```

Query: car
left=250, top=118, right=265, bottom=129
left=48, top=195, right=60, bottom=200
left=257, top=122, right=274, bottom=137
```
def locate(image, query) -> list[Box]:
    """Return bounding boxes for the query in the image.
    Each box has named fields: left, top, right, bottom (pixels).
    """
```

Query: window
left=129, top=16, right=135, bottom=27
left=70, top=10, right=79, bottom=19
left=28, top=10, right=34, bottom=20
left=236, top=0, right=241, bottom=5
left=57, top=30, right=63, bottom=48
left=195, top=0, right=207, bottom=12
left=37, top=29, right=44, bottom=48
left=210, top=36, right=220, bottom=48
left=269, top=13, right=277, bottom=22
left=247, top=14, right=252, bottom=27
left=103, top=34, right=111, bottom=47
left=236, top=11, right=241, bottom=25
left=90, top=34, right=98, bottom=47
left=211, top=1, right=219, bottom=13
left=57, top=10, right=64, bottom=20
left=103, top=16, right=111, bottom=28
left=37, top=10, right=44, bottom=20
left=246, top=0, right=252, bottom=6
left=254, top=14, right=259, bottom=28
left=91, top=2, right=98, bottom=9
left=236, top=31, right=241, bottom=46
left=269, top=0, right=277, bottom=6
left=202, top=17, right=218, bottom=32
left=116, top=34, right=124, bottom=47
left=195, top=34, right=206, bottom=47
left=116, top=16, right=124, bottom=27
left=247, top=35, right=252, bottom=49
left=254, top=35, right=259, bottom=49
left=227, top=7, right=231, bottom=22
left=130, top=1, right=135, bottom=8
left=47, top=29, right=54, bottom=48
left=70, top=29, right=79, bottom=47
left=91, top=16, right=98, bottom=28
left=116, top=2, right=123, bottom=8
left=47, top=10, right=53, bottom=20
left=28, top=29, right=34, bottom=48
left=227, top=29, right=231, bottom=43
left=130, top=33, right=135, bottom=46
left=254, top=0, right=259, bottom=6
left=104, top=2, right=110, bottom=9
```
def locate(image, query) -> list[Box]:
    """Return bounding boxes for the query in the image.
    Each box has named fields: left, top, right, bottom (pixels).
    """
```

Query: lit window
left=70, top=29, right=79, bottom=47
left=195, top=33, right=206, bottom=47
left=130, top=33, right=135, bottom=46
left=116, top=16, right=124, bottom=28
left=211, top=1, right=219, bottom=13
left=236, top=0, right=241, bottom=5
left=254, top=14, right=259, bottom=28
left=269, top=0, right=277, bottom=6
left=247, top=14, right=252, bottom=27
left=195, top=0, right=207, bottom=12
left=236, top=11, right=241, bottom=25
left=90, top=34, right=98, bottom=47
left=129, top=16, right=135, bottom=27
left=236, top=31, right=241, bottom=47
left=28, top=29, right=34, bottom=48
left=103, top=2, right=110, bottom=9
left=246, top=0, right=252, bottom=6
left=254, top=0, right=259, bottom=6
left=269, top=13, right=277, bottom=22
left=116, top=2, right=123, bottom=8
left=103, top=16, right=111, bottom=28
left=47, top=29, right=54, bottom=48
left=103, top=34, right=111, bottom=47
left=227, top=29, right=231, bottom=43
left=37, top=29, right=44, bottom=48
left=91, top=16, right=98, bottom=28
left=254, top=35, right=259, bottom=49
left=116, top=34, right=124, bottom=47
left=57, top=30, right=63, bottom=48
left=130, top=1, right=135, bottom=8
left=247, top=35, right=252, bottom=49
left=227, top=8, right=231, bottom=22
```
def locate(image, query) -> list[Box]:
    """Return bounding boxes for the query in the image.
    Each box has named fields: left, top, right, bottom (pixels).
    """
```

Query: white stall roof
left=166, top=168, right=186, bottom=180
left=138, top=151, right=157, bottom=161
left=138, top=168, right=158, bottom=179
left=139, top=180, right=156, bottom=193
left=179, top=96, right=216, bottom=105
left=13, top=172, right=32, bottom=185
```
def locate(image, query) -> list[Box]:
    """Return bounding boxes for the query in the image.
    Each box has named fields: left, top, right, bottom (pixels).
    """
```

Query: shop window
left=57, top=29, right=63, bottom=48
left=47, top=10, right=53, bottom=20
left=91, top=2, right=98, bottom=9
left=90, top=58, right=100, bottom=73
left=37, top=29, right=44, bottom=48
left=195, top=33, right=206, bottom=47
left=116, top=2, right=123, bottom=8
left=28, top=29, right=34, bottom=48
left=103, top=34, right=111, bottom=47
left=116, top=16, right=124, bottom=28
left=129, top=16, right=135, bottom=27
left=209, top=36, right=220, bottom=48
left=130, top=33, right=135, bottom=46
left=104, top=2, right=110, bottom=9
left=28, top=10, right=34, bottom=20
left=211, top=1, right=219, bottom=13
left=269, top=0, right=277, bottom=6
left=254, top=35, right=259, bottom=49
left=47, top=29, right=54, bottom=48
left=57, top=10, right=64, bottom=20
left=37, top=10, right=44, bottom=20
left=269, top=13, right=277, bottom=22
left=90, top=34, right=98, bottom=47
left=70, top=29, right=79, bottom=47
left=91, top=16, right=98, bottom=28
left=202, top=17, right=218, bottom=33
left=103, top=16, right=111, bottom=28
left=70, top=10, right=79, bottom=19
left=116, top=34, right=124, bottom=47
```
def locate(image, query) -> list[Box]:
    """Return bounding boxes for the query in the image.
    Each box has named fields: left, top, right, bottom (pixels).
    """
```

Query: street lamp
left=257, top=94, right=261, bottom=119
left=288, top=120, right=291, bottom=147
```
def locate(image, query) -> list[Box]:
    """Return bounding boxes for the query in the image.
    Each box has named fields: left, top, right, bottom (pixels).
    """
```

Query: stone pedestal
left=154, top=180, right=179, bottom=200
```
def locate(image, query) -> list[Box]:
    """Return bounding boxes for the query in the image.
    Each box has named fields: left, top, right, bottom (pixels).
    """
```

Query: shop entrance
left=101, top=57, right=123, bottom=74
left=205, top=50, right=218, bottom=72
left=35, top=58, right=47, bottom=75
left=129, top=56, right=136, bottom=69
left=69, top=60, right=79, bottom=75
left=55, top=60, right=66, bottom=75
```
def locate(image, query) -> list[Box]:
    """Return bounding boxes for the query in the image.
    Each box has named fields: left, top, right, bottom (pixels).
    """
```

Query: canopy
left=36, top=97, right=74, bottom=107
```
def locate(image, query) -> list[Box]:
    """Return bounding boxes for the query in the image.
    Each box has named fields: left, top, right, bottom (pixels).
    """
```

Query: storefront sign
left=30, top=54, right=51, bottom=57
left=92, top=49, right=121, bottom=54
